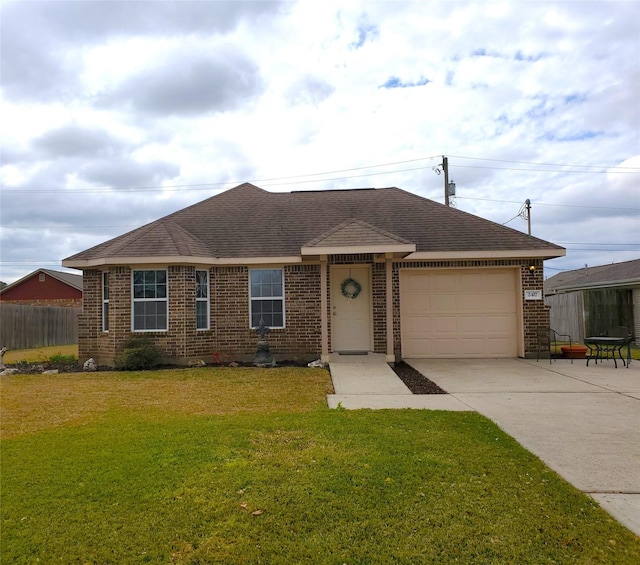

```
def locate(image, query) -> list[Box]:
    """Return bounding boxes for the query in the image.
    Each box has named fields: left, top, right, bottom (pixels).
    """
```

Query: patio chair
left=603, top=326, right=633, bottom=341
left=535, top=327, right=573, bottom=364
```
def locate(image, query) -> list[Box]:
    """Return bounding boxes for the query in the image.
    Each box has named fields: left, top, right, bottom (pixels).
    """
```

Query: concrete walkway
left=326, top=355, right=640, bottom=537
left=327, top=353, right=471, bottom=411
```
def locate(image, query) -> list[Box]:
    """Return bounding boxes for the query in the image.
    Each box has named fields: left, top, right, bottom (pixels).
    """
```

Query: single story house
left=545, top=259, right=640, bottom=342
left=0, top=268, right=83, bottom=307
left=62, top=183, right=565, bottom=365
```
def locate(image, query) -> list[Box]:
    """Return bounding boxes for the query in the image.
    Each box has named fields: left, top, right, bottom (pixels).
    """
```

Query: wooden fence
left=0, top=304, right=80, bottom=350
left=546, top=288, right=635, bottom=343
left=546, top=291, right=585, bottom=342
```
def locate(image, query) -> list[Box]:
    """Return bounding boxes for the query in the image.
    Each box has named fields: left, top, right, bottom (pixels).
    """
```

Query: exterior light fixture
left=529, top=264, right=536, bottom=273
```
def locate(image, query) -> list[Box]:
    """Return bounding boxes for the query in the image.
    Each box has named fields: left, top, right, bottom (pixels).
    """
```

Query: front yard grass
left=1, top=368, right=638, bottom=564
left=2, top=343, right=78, bottom=365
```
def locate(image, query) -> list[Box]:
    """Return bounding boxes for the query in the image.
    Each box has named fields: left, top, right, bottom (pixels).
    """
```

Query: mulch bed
left=390, top=361, right=447, bottom=394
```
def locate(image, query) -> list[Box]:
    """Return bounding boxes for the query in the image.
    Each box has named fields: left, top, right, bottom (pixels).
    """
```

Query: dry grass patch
left=0, top=367, right=332, bottom=439
left=3, top=344, right=78, bottom=364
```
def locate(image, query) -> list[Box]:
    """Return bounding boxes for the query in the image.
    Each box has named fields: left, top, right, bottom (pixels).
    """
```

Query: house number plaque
left=524, top=290, right=542, bottom=300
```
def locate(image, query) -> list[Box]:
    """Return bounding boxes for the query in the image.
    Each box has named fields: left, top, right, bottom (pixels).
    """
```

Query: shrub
left=48, top=353, right=79, bottom=365
left=116, top=337, right=163, bottom=370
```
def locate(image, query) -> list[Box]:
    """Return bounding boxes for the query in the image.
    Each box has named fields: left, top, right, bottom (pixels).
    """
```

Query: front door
left=330, top=265, right=372, bottom=352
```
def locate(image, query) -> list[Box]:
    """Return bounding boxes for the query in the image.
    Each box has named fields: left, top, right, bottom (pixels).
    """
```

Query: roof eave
left=546, top=277, right=640, bottom=294
left=62, top=256, right=304, bottom=269
left=404, top=249, right=566, bottom=260
left=301, top=244, right=416, bottom=256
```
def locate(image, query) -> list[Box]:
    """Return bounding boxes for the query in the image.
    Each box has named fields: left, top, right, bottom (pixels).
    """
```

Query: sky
left=1, top=0, right=639, bottom=285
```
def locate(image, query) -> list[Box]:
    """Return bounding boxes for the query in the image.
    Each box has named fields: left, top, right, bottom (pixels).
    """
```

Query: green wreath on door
left=341, top=278, right=362, bottom=299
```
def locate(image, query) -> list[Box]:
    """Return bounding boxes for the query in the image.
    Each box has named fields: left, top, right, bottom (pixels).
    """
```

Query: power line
left=457, top=196, right=640, bottom=212
left=557, top=242, right=639, bottom=246
left=452, top=163, right=638, bottom=174
left=448, top=154, right=640, bottom=171
left=0, top=156, right=443, bottom=194
left=2, top=153, right=638, bottom=194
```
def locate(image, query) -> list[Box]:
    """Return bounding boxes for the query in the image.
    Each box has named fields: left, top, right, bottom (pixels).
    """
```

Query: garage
left=400, top=268, right=519, bottom=358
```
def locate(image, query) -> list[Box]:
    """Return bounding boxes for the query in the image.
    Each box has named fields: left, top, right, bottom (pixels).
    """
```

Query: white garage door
left=400, top=269, right=518, bottom=358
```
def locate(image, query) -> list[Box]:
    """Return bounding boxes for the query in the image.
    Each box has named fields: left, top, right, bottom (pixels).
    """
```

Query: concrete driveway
left=406, top=358, right=640, bottom=537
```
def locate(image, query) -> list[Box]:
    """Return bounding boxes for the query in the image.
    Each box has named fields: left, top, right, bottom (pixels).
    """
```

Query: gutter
left=546, top=278, right=640, bottom=294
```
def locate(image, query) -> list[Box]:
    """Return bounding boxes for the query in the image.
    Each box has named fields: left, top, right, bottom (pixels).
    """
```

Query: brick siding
left=80, top=264, right=321, bottom=365
left=79, top=258, right=548, bottom=365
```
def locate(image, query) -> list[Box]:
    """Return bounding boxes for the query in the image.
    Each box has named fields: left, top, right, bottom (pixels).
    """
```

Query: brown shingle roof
left=64, top=183, right=564, bottom=263
left=545, top=258, right=640, bottom=293
left=304, top=219, right=413, bottom=248
left=0, top=269, right=83, bottom=294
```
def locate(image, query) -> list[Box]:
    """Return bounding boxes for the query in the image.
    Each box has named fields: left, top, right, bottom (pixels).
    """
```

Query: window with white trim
left=249, top=268, right=284, bottom=328
left=132, top=269, right=167, bottom=331
left=196, top=269, right=209, bottom=330
left=102, top=272, right=109, bottom=332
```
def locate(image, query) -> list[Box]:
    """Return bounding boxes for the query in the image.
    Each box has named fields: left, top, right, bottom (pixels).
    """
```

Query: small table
left=584, top=336, right=631, bottom=368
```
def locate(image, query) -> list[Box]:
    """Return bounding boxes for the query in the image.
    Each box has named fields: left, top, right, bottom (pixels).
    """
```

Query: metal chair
left=535, top=327, right=573, bottom=364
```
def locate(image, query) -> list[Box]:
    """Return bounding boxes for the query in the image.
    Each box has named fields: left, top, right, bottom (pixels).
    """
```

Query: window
left=196, top=270, right=209, bottom=330
left=132, top=269, right=167, bottom=331
left=249, top=269, right=284, bottom=328
left=102, top=272, right=109, bottom=332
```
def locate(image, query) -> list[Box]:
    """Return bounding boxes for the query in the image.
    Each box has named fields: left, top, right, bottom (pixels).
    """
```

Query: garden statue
left=254, top=317, right=275, bottom=367
left=0, top=347, right=7, bottom=370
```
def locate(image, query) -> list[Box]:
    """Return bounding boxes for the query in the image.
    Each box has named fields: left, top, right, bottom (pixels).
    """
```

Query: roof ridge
left=304, top=218, right=412, bottom=248
left=0, top=268, right=83, bottom=294
left=162, top=218, right=210, bottom=256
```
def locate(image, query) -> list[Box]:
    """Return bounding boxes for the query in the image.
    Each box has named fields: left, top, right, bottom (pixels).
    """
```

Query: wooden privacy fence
left=546, top=288, right=635, bottom=343
left=0, top=304, right=80, bottom=350
left=546, top=292, right=585, bottom=342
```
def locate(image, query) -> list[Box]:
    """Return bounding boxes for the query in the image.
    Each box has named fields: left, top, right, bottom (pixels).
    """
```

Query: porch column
left=320, top=255, right=330, bottom=362
left=386, top=255, right=395, bottom=362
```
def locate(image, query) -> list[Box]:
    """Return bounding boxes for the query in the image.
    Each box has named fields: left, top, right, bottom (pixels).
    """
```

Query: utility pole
left=525, top=199, right=531, bottom=235
left=442, top=155, right=450, bottom=207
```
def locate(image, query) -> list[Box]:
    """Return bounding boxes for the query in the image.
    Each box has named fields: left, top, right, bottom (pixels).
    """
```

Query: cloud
left=33, top=124, right=132, bottom=159
left=79, top=158, right=180, bottom=188
left=1, top=0, right=639, bottom=283
left=0, top=0, right=283, bottom=102
left=101, top=48, right=264, bottom=117
left=285, top=76, right=335, bottom=106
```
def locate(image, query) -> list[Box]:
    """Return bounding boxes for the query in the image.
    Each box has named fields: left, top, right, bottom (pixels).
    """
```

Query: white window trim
left=249, top=267, right=285, bottom=329
left=102, top=271, right=109, bottom=333
left=131, top=269, right=168, bottom=332
left=196, top=269, right=210, bottom=331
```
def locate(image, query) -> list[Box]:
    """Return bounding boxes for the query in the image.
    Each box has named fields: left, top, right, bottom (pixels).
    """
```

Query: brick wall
left=521, top=259, right=549, bottom=355
left=78, top=269, right=101, bottom=363
left=80, top=264, right=322, bottom=365
left=371, top=262, right=387, bottom=354
left=212, top=264, right=321, bottom=359
left=78, top=258, right=548, bottom=365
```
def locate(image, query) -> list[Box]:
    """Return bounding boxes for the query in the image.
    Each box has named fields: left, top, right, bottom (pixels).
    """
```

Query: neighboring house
left=0, top=268, right=83, bottom=307
left=545, top=259, right=640, bottom=342
left=62, top=183, right=565, bottom=365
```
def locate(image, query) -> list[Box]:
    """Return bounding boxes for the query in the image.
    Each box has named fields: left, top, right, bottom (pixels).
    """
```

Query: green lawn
left=1, top=369, right=638, bottom=564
